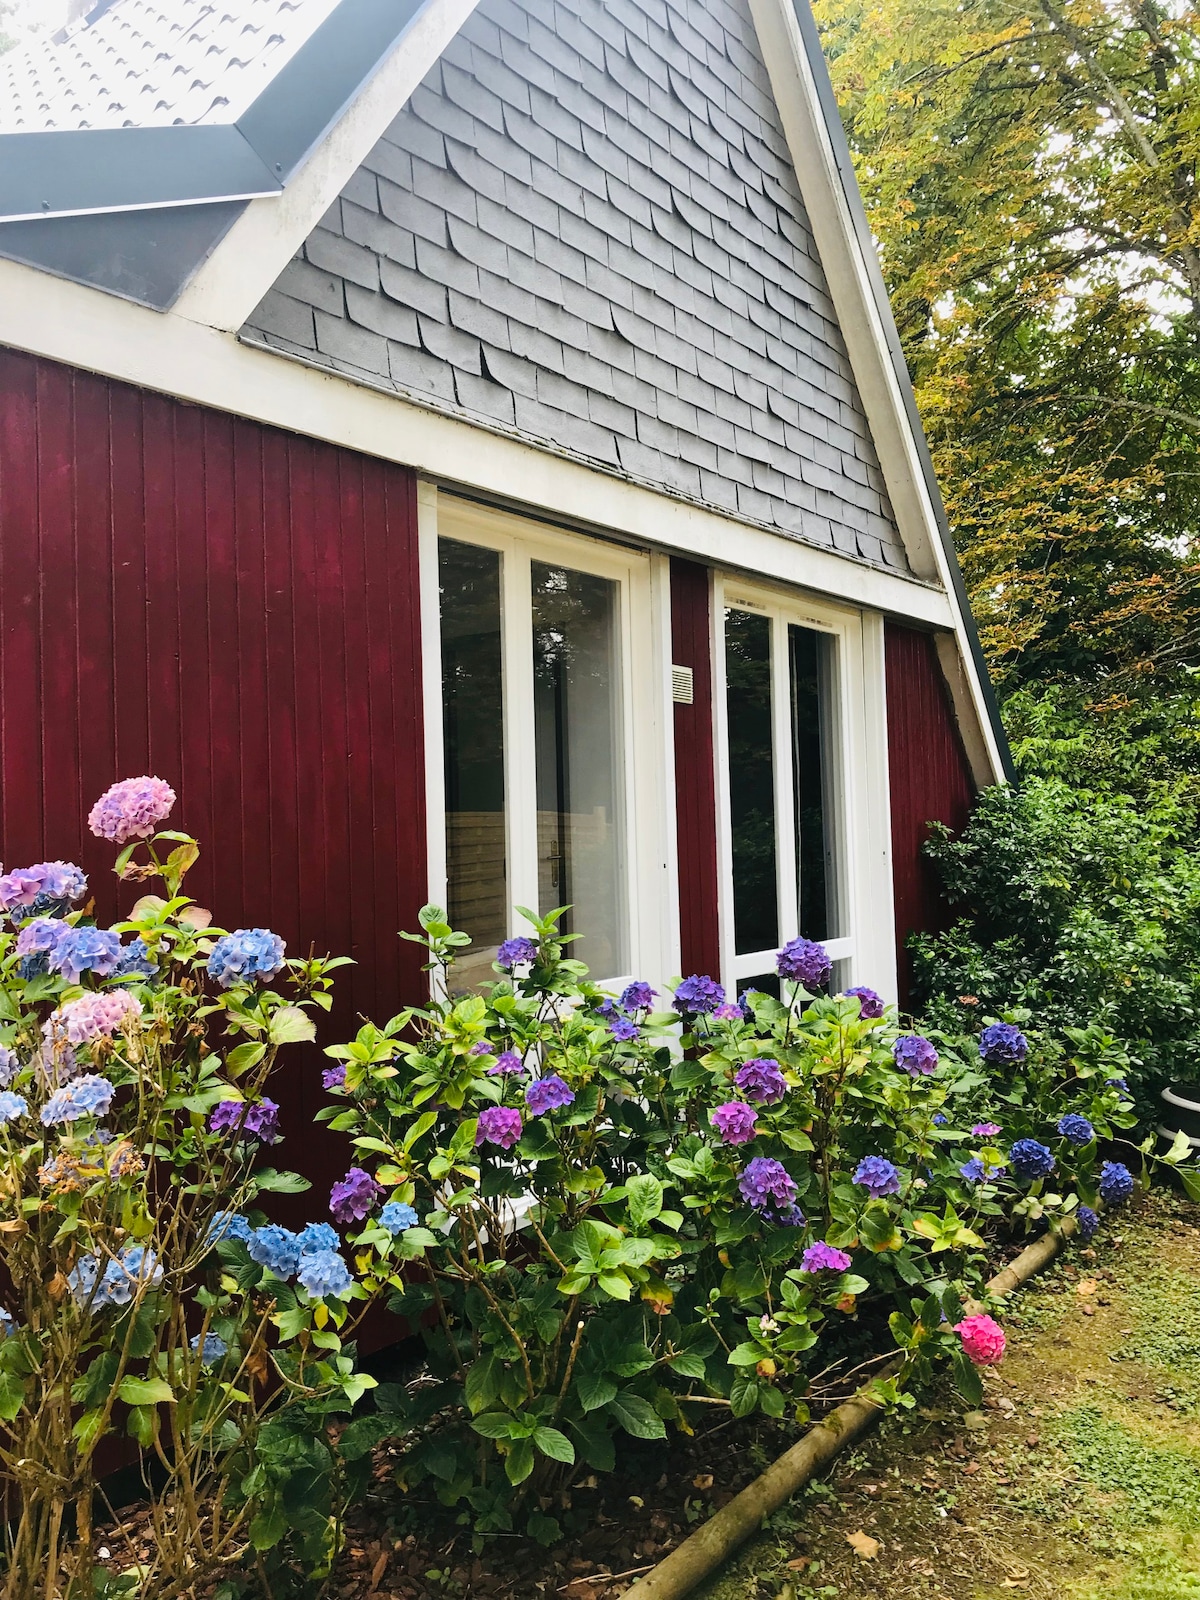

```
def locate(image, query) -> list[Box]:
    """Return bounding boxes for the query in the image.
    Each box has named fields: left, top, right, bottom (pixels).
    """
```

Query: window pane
left=790, top=624, right=841, bottom=940
left=725, top=609, right=778, bottom=955
left=532, top=562, right=625, bottom=977
left=440, top=539, right=506, bottom=988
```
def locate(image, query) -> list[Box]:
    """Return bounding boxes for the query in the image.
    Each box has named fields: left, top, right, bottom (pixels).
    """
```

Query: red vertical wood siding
left=670, top=558, right=721, bottom=978
left=0, top=349, right=427, bottom=1194
left=885, top=622, right=975, bottom=1007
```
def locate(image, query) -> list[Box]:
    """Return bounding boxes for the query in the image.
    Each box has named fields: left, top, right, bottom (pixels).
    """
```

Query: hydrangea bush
left=321, top=906, right=1182, bottom=1543
left=0, top=783, right=369, bottom=1599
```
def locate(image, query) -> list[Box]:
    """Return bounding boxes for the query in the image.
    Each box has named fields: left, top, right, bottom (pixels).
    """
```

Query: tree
left=814, top=0, right=1200, bottom=692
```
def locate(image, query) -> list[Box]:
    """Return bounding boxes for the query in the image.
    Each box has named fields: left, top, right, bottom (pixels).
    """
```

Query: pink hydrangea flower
left=88, top=777, right=176, bottom=845
left=713, top=1002, right=744, bottom=1021
left=476, top=1106, right=523, bottom=1149
left=46, top=990, right=141, bottom=1045
left=955, top=1312, right=1006, bottom=1366
left=710, top=1101, right=758, bottom=1145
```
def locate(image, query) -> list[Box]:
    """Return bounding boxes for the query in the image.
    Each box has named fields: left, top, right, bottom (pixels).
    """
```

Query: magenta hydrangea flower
left=775, top=937, right=832, bottom=990
left=88, top=776, right=176, bottom=845
left=476, top=1106, right=523, bottom=1149
left=735, top=1058, right=787, bottom=1106
left=955, top=1313, right=1006, bottom=1365
left=843, top=986, right=884, bottom=1020
left=800, top=1242, right=852, bottom=1273
left=486, top=1051, right=523, bottom=1076
left=971, top=1122, right=1001, bottom=1138
left=738, top=1157, right=797, bottom=1211
left=330, top=1166, right=383, bottom=1225
left=525, top=1075, right=575, bottom=1116
left=893, top=1035, right=939, bottom=1077
left=710, top=1101, right=758, bottom=1145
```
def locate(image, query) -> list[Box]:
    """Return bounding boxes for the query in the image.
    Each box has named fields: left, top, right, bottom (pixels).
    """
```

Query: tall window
left=431, top=501, right=660, bottom=989
left=720, top=592, right=849, bottom=988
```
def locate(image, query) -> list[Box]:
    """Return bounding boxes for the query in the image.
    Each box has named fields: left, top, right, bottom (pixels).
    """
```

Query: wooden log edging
left=622, top=1215, right=1080, bottom=1600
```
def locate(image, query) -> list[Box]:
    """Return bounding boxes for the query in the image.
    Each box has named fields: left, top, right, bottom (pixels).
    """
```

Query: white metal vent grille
left=671, top=664, right=694, bottom=705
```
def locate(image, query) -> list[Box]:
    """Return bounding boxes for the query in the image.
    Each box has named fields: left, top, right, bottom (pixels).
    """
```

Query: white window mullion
left=500, top=544, right=539, bottom=937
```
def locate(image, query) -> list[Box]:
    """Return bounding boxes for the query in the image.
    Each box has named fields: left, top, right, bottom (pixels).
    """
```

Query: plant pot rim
left=1161, top=1083, right=1200, bottom=1111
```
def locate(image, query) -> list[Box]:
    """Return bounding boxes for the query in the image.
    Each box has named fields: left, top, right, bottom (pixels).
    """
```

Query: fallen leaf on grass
left=1076, top=1278, right=1098, bottom=1297
left=369, top=1551, right=389, bottom=1592
left=846, top=1530, right=880, bottom=1559
left=691, top=1474, right=713, bottom=1491
left=786, top=1556, right=812, bottom=1572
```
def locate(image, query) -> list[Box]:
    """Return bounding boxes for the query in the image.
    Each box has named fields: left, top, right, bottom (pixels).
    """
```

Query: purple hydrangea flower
left=0, top=1048, right=18, bottom=1089
left=800, top=1242, right=852, bottom=1273
left=297, top=1248, right=353, bottom=1300
left=208, top=1098, right=280, bottom=1144
left=207, top=928, right=286, bottom=988
left=330, top=1166, right=383, bottom=1225
left=844, top=986, right=885, bottom=1020
left=379, top=1201, right=419, bottom=1234
left=1057, top=1113, right=1095, bottom=1147
left=710, top=1101, right=759, bottom=1145
left=1099, top=1161, right=1134, bottom=1205
left=112, top=938, right=154, bottom=980
left=322, top=1063, right=346, bottom=1091
left=296, top=1222, right=340, bottom=1256
left=774, top=1204, right=807, bottom=1227
left=738, top=1156, right=797, bottom=1211
left=893, top=1035, right=939, bottom=1077
left=775, top=937, right=832, bottom=990
left=476, top=1106, right=523, bottom=1149
left=525, top=1075, right=575, bottom=1116
left=673, top=975, right=725, bottom=1015
left=41, top=1073, right=115, bottom=1126
left=609, top=1017, right=640, bottom=1042
left=980, top=1022, right=1028, bottom=1066
left=738, top=991, right=759, bottom=1022
left=1010, top=1139, right=1055, bottom=1180
left=15, top=916, right=68, bottom=961
left=0, top=861, right=87, bottom=917
left=853, top=1155, right=901, bottom=1197
left=594, top=999, right=620, bottom=1020
left=972, top=1122, right=1002, bottom=1138
left=486, top=1051, right=523, bottom=1076
left=1107, top=1076, right=1131, bottom=1096
left=1077, top=1204, right=1100, bottom=1242
left=959, top=1158, right=987, bottom=1183
left=496, top=937, right=538, bottom=971
left=88, top=776, right=176, bottom=844
left=49, top=926, right=123, bottom=984
left=735, top=1058, right=787, bottom=1106
left=469, top=1041, right=492, bottom=1056
left=620, top=982, right=657, bottom=1011
left=713, top=1002, right=745, bottom=1021
left=248, top=1225, right=301, bottom=1279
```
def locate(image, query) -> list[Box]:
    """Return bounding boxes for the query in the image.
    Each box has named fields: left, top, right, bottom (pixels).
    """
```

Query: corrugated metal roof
left=0, top=0, right=343, bottom=132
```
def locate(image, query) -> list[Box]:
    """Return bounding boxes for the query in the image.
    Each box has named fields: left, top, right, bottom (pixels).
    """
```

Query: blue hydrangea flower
left=673, top=975, right=725, bottom=1015
left=932, top=1113, right=948, bottom=1127
left=0, top=1307, right=13, bottom=1337
left=0, top=1092, right=26, bottom=1125
left=1077, top=1204, right=1100, bottom=1242
left=1010, top=1138, right=1056, bottom=1180
left=103, top=1245, right=162, bottom=1306
left=41, top=1074, right=115, bottom=1126
left=68, top=1255, right=102, bottom=1307
left=1106, top=1076, right=1131, bottom=1096
left=207, top=928, right=286, bottom=989
left=112, top=938, right=155, bottom=980
left=959, top=1157, right=987, bottom=1183
left=0, top=1047, right=16, bottom=1088
left=191, top=1332, right=228, bottom=1366
left=247, top=1225, right=301, bottom=1279
left=296, top=1248, right=353, bottom=1300
left=296, top=1221, right=340, bottom=1256
left=979, top=1022, right=1028, bottom=1066
left=496, top=937, right=538, bottom=971
left=49, top=926, right=122, bottom=984
left=853, top=1155, right=901, bottom=1197
left=379, top=1201, right=419, bottom=1234
left=1099, top=1161, right=1135, bottom=1205
left=207, top=1211, right=254, bottom=1249
left=1057, top=1113, right=1095, bottom=1147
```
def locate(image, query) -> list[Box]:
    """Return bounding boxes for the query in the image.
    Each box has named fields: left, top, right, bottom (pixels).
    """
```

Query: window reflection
left=790, top=625, right=841, bottom=941
left=725, top=609, right=778, bottom=956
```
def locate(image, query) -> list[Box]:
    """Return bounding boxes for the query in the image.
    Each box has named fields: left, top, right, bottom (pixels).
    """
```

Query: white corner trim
left=0, top=254, right=958, bottom=631
left=746, top=0, right=1007, bottom=788
left=171, top=0, right=483, bottom=333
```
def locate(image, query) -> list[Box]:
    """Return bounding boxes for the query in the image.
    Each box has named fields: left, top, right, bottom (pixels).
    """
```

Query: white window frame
left=712, top=572, right=895, bottom=999
left=419, top=485, right=676, bottom=993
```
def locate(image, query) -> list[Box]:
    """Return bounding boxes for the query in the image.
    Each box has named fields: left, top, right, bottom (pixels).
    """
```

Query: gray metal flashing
left=788, top=0, right=1014, bottom=780
left=0, top=0, right=429, bottom=307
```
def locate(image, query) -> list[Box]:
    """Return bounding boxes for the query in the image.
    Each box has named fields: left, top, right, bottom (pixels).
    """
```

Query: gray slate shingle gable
left=241, top=0, right=908, bottom=572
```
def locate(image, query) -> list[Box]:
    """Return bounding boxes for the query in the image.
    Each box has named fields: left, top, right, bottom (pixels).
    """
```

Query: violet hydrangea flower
left=735, top=1058, right=787, bottom=1106
left=1077, top=1204, right=1100, bottom=1242
left=673, top=975, right=725, bottom=1015
left=620, top=982, right=656, bottom=1011
left=525, top=1075, right=575, bottom=1116
left=88, top=776, right=176, bottom=844
left=322, top=1063, right=346, bottom=1091
left=710, top=1101, right=758, bottom=1145
left=15, top=917, right=68, bottom=970
left=971, top=1122, right=1001, bottom=1138
left=775, top=937, right=832, bottom=990
left=1009, top=1139, right=1055, bottom=1180
left=112, top=938, right=155, bottom=980
left=853, top=1155, right=901, bottom=1197
left=208, top=1098, right=281, bottom=1144
left=1057, top=1113, right=1095, bottom=1146
left=207, top=929, right=286, bottom=988
left=1099, top=1161, right=1134, bottom=1205
left=713, top=1002, right=745, bottom=1021
left=330, top=1166, right=383, bottom=1224
left=843, top=986, right=885, bottom=1020
left=738, top=1156, right=798, bottom=1211
left=893, top=1035, right=938, bottom=1077
left=487, top=1051, right=523, bottom=1076
left=0, top=1047, right=17, bottom=1089
left=0, top=861, right=87, bottom=917
left=476, top=1106, right=523, bottom=1149
left=800, top=1242, right=852, bottom=1273
left=496, top=937, right=538, bottom=971
left=979, top=1022, right=1028, bottom=1066
left=609, top=1017, right=639, bottom=1042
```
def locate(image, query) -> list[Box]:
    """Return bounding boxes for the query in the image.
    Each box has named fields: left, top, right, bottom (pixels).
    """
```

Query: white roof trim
left=171, top=0, right=483, bottom=332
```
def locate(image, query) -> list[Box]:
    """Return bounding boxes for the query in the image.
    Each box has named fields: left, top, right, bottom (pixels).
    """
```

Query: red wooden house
left=0, top=0, right=1007, bottom=1143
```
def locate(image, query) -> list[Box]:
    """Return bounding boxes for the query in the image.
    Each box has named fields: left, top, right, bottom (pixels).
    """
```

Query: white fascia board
left=171, top=0, right=482, bottom=333
left=0, top=254, right=955, bottom=628
left=746, top=0, right=1007, bottom=789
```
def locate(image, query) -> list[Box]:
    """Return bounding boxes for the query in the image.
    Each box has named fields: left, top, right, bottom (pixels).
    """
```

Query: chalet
left=0, top=0, right=1009, bottom=1078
